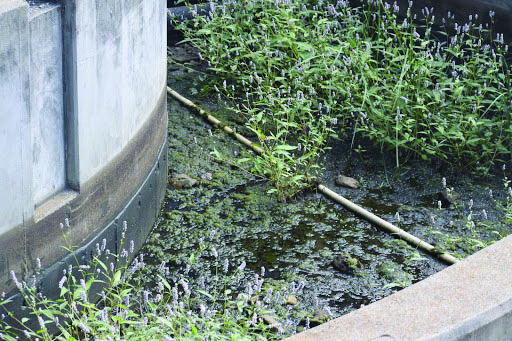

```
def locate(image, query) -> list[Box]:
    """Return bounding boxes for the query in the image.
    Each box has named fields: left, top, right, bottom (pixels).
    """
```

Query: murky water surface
left=138, top=52, right=511, bottom=325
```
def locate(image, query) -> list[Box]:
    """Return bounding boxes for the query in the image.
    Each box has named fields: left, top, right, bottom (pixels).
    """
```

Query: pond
left=132, top=43, right=512, bottom=337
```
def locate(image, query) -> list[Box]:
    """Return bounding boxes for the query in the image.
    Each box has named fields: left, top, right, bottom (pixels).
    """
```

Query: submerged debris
left=335, top=174, right=359, bottom=189
left=378, top=261, right=409, bottom=284
left=332, top=254, right=362, bottom=275
left=170, top=173, right=197, bottom=189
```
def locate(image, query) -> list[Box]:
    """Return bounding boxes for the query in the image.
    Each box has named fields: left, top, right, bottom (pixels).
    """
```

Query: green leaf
left=237, top=158, right=252, bottom=164
left=112, top=270, right=122, bottom=287
left=197, top=290, right=214, bottom=300
left=212, top=148, right=222, bottom=159
left=196, top=28, right=212, bottom=35
left=274, top=144, right=297, bottom=151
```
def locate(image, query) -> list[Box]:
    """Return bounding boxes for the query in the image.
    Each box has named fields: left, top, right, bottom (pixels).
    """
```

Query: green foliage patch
left=173, top=0, right=512, bottom=198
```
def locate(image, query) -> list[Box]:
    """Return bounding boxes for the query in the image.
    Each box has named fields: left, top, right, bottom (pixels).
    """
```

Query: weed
left=172, top=0, right=512, bottom=199
left=0, top=223, right=314, bottom=340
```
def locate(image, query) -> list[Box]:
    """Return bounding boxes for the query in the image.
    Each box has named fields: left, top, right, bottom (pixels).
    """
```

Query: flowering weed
left=173, top=0, right=512, bottom=198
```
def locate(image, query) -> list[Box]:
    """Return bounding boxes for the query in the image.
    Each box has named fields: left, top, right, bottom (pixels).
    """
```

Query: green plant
left=172, top=0, right=512, bottom=199
left=0, top=222, right=316, bottom=340
left=427, top=173, right=512, bottom=259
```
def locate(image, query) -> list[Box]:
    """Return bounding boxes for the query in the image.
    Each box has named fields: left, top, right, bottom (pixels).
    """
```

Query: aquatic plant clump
left=0, top=223, right=307, bottom=340
left=173, top=0, right=512, bottom=197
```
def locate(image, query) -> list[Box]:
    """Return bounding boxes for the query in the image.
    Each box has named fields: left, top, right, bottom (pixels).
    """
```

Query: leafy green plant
left=0, top=222, right=315, bottom=340
left=171, top=0, right=512, bottom=199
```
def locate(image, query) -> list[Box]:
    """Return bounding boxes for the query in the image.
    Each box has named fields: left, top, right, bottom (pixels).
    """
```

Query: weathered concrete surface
left=63, top=0, right=167, bottom=185
left=0, top=0, right=33, bottom=234
left=29, top=4, right=66, bottom=205
left=288, top=234, right=512, bottom=340
left=0, top=0, right=168, bottom=309
left=2, top=106, right=168, bottom=334
left=0, top=89, right=167, bottom=296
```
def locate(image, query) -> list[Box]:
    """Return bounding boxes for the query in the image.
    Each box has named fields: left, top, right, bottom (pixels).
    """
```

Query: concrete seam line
left=166, top=86, right=458, bottom=265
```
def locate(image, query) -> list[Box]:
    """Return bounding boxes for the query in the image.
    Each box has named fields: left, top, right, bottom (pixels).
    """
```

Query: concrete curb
left=288, top=234, right=512, bottom=340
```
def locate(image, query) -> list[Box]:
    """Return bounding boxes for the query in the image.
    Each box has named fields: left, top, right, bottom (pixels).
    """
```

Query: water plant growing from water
left=0, top=223, right=312, bottom=340
left=172, top=0, right=512, bottom=198
left=427, top=172, right=512, bottom=258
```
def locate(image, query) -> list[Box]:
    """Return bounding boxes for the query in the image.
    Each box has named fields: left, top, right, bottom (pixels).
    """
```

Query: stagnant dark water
left=135, top=46, right=512, bottom=329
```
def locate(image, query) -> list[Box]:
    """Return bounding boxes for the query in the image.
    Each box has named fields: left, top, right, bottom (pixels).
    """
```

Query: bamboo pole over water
left=167, top=87, right=264, bottom=155
left=167, top=86, right=458, bottom=265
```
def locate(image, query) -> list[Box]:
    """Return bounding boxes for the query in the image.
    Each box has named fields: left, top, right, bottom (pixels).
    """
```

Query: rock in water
left=377, top=260, right=409, bottom=284
left=310, top=310, right=329, bottom=327
left=261, top=314, right=282, bottom=331
left=332, top=254, right=361, bottom=275
left=286, top=294, right=298, bottom=305
left=335, top=175, right=359, bottom=189
left=170, top=173, right=197, bottom=189
left=438, top=188, right=460, bottom=206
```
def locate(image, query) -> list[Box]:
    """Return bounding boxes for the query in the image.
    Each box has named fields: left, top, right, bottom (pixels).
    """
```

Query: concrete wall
left=0, top=0, right=33, bottom=234
left=0, top=0, right=167, bottom=307
left=29, top=4, right=66, bottom=206
left=0, top=0, right=166, bottom=231
left=67, top=0, right=167, bottom=184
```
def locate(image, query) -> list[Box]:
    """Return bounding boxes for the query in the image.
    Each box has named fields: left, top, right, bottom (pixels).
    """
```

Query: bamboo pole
left=167, top=87, right=264, bottom=155
left=167, top=86, right=458, bottom=265
left=317, top=185, right=458, bottom=264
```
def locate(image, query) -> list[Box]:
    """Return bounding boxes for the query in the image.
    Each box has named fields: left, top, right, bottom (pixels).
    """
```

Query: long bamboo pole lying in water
left=167, top=86, right=458, bottom=265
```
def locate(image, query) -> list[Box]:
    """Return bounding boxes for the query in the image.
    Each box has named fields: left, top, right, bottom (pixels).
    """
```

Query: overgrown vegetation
left=3, top=1, right=512, bottom=339
left=0, top=223, right=310, bottom=340
left=173, top=0, right=512, bottom=199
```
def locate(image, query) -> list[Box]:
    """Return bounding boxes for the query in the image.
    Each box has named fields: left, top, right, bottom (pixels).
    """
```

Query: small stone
left=250, top=295, right=260, bottom=304
left=332, top=253, right=361, bottom=275
left=377, top=260, right=408, bottom=284
left=200, top=172, right=213, bottom=181
left=286, top=294, right=298, bottom=305
left=170, top=173, right=197, bottom=189
left=312, top=310, right=327, bottom=321
left=261, top=314, right=281, bottom=331
left=308, top=310, right=329, bottom=327
left=438, top=188, right=460, bottom=206
left=335, top=175, right=359, bottom=189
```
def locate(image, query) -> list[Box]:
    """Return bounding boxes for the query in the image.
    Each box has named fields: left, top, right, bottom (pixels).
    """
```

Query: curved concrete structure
left=0, top=0, right=167, bottom=319
left=288, top=234, right=512, bottom=340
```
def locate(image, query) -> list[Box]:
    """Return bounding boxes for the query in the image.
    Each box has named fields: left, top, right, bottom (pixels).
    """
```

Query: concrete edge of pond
left=287, top=234, right=512, bottom=340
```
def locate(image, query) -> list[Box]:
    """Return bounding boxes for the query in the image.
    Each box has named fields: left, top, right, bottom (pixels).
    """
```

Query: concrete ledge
left=288, top=234, right=512, bottom=340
